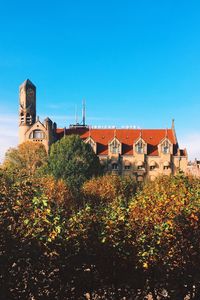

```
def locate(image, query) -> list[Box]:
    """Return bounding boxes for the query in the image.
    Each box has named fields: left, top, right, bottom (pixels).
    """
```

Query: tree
left=47, top=135, right=102, bottom=192
left=3, top=141, right=47, bottom=178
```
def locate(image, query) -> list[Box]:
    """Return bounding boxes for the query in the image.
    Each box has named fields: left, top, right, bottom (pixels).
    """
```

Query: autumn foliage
left=1, top=155, right=200, bottom=298
left=82, top=174, right=137, bottom=204
left=3, top=141, right=47, bottom=178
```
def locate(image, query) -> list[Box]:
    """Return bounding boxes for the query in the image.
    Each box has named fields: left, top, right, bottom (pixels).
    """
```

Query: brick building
left=19, top=79, right=188, bottom=181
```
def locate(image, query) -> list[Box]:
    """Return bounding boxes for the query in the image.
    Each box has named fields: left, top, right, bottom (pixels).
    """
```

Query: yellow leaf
left=143, top=262, right=148, bottom=269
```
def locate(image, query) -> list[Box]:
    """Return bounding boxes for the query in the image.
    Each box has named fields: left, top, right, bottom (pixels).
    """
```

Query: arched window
left=29, top=130, right=45, bottom=139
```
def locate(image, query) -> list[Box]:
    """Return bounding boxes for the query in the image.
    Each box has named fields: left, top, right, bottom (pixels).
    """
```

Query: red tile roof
left=56, top=127, right=185, bottom=157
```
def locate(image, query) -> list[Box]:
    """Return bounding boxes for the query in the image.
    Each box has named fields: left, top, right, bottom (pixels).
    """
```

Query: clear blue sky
left=0, top=0, right=200, bottom=160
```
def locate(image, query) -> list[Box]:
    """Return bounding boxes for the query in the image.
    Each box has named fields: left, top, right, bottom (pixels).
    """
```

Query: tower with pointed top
left=19, top=79, right=36, bottom=143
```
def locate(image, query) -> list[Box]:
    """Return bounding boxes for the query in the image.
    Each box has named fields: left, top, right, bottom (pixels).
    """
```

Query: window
left=30, top=130, right=45, bottom=139
left=162, top=140, right=170, bottom=154
left=124, top=160, right=131, bottom=170
left=110, top=139, right=120, bottom=154
left=112, top=163, right=118, bottom=170
left=20, top=112, right=24, bottom=124
left=137, top=161, right=144, bottom=170
left=150, top=166, right=155, bottom=170
left=163, top=161, right=170, bottom=170
left=137, top=165, right=143, bottom=170
left=125, top=165, right=131, bottom=170
left=135, top=141, right=143, bottom=154
left=150, top=160, right=156, bottom=170
left=163, top=166, right=170, bottom=170
left=26, top=113, right=32, bottom=125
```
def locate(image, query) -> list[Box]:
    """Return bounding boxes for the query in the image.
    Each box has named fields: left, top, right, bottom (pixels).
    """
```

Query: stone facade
left=19, top=79, right=188, bottom=181
left=186, top=160, right=200, bottom=177
left=19, top=79, right=57, bottom=152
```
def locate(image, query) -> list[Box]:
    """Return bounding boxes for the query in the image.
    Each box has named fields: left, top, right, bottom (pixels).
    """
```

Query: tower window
left=30, top=130, right=45, bottom=139
left=20, top=112, right=25, bottom=124
left=26, top=113, right=32, bottom=125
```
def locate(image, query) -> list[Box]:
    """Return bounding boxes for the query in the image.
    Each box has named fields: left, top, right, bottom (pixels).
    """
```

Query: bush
left=82, top=174, right=137, bottom=205
left=1, top=172, right=200, bottom=299
left=128, top=175, right=200, bottom=298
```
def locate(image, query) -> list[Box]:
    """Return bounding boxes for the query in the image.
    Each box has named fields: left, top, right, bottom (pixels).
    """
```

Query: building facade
left=19, top=79, right=188, bottom=181
left=186, top=159, right=200, bottom=177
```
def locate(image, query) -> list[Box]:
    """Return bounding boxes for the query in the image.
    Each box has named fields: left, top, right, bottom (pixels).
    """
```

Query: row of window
left=111, top=164, right=171, bottom=171
left=109, top=141, right=170, bottom=154
left=88, top=138, right=171, bottom=155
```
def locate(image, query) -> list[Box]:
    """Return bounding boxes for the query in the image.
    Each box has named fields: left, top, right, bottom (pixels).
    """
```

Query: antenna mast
left=82, top=99, right=86, bottom=126
left=75, top=105, right=78, bottom=124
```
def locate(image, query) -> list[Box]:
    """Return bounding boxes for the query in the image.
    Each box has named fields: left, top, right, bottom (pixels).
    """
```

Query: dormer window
left=111, top=141, right=119, bottom=154
left=134, top=137, right=147, bottom=155
left=162, top=140, right=170, bottom=154
left=109, top=138, right=121, bottom=155
left=136, top=141, right=144, bottom=154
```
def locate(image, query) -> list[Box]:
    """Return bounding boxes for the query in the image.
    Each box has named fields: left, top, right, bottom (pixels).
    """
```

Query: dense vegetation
left=47, top=135, right=102, bottom=193
left=1, top=140, right=200, bottom=299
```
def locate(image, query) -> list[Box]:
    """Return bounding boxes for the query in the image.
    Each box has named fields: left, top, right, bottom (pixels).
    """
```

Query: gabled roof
left=108, top=136, right=121, bottom=145
left=159, top=134, right=173, bottom=145
left=55, top=127, right=185, bottom=156
left=85, top=136, right=96, bottom=144
left=134, top=134, right=146, bottom=145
